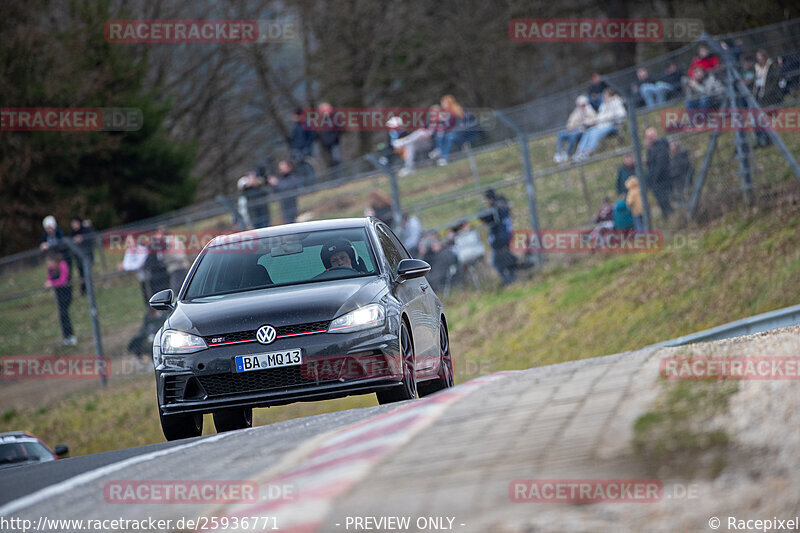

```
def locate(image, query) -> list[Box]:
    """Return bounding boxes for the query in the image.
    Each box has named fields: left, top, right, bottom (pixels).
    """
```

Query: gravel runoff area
left=498, top=324, right=800, bottom=533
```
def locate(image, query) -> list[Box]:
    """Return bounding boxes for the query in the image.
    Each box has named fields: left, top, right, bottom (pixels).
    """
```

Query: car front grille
left=204, top=320, right=331, bottom=346
left=197, top=366, right=337, bottom=397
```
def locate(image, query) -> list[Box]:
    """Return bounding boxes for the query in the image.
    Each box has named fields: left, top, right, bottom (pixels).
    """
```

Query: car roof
left=207, top=217, right=375, bottom=247
left=0, top=431, right=36, bottom=438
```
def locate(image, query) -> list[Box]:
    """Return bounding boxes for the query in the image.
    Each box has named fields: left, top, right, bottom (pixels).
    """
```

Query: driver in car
left=321, top=238, right=357, bottom=271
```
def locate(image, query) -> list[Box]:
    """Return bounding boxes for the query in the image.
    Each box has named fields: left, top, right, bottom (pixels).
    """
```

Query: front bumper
left=156, top=324, right=403, bottom=414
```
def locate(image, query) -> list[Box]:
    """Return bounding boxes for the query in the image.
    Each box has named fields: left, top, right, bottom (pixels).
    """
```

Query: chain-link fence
left=2, top=19, right=800, bottom=374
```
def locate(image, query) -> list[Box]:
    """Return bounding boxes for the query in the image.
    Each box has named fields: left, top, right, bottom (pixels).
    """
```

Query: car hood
left=167, top=276, right=386, bottom=336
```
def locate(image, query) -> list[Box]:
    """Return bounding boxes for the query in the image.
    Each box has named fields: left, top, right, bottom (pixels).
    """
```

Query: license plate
left=235, top=350, right=302, bottom=373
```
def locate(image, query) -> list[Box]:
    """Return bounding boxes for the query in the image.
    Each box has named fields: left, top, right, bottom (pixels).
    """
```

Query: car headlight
left=328, top=304, right=386, bottom=333
left=160, top=329, right=208, bottom=354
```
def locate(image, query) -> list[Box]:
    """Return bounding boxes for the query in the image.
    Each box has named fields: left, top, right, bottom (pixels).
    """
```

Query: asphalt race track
left=1, top=329, right=799, bottom=533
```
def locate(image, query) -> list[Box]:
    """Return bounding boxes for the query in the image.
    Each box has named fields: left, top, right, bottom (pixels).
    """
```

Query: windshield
left=0, top=440, right=54, bottom=466
left=183, top=227, right=378, bottom=300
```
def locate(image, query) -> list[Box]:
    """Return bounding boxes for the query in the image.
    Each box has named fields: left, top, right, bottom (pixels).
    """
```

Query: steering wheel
left=313, top=265, right=359, bottom=280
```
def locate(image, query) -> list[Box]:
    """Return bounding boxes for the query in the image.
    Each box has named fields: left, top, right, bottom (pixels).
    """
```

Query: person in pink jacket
left=44, top=253, right=76, bottom=346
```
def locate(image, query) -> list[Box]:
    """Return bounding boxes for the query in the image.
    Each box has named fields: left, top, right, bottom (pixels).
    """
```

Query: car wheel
left=419, top=322, right=455, bottom=396
left=159, top=410, right=203, bottom=441
left=213, top=407, right=253, bottom=433
left=376, top=321, right=417, bottom=404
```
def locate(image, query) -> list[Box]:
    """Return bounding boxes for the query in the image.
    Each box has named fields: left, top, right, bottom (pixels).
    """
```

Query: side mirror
left=149, top=289, right=174, bottom=311
left=397, top=258, right=431, bottom=281
left=53, top=444, right=69, bottom=458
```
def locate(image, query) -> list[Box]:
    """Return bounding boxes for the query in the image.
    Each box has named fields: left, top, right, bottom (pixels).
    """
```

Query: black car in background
left=150, top=218, right=454, bottom=440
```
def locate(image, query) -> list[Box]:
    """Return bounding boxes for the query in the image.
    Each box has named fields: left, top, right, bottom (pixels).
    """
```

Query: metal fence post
left=493, top=110, right=544, bottom=265
left=62, top=239, right=106, bottom=387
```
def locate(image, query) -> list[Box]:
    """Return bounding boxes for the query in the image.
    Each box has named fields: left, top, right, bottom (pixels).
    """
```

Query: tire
left=160, top=410, right=203, bottom=441
left=376, top=321, right=417, bottom=404
left=213, top=407, right=253, bottom=433
left=419, top=321, right=455, bottom=397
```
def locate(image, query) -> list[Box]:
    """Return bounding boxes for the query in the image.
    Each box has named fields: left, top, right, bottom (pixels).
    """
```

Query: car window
left=184, top=228, right=377, bottom=299
left=0, top=441, right=53, bottom=464
left=376, top=225, right=404, bottom=274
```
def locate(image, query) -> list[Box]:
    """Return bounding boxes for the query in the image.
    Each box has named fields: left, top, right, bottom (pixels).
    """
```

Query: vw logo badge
left=256, top=325, right=277, bottom=345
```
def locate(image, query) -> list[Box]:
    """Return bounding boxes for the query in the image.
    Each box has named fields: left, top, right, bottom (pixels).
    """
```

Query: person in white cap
left=40, top=215, right=73, bottom=280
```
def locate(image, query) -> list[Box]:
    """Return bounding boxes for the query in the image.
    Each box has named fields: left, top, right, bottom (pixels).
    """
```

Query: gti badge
left=256, top=325, right=277, bottom=345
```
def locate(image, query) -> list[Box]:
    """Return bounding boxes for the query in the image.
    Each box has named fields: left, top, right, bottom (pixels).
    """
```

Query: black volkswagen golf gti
left=149, top=218, right=454, bottom=440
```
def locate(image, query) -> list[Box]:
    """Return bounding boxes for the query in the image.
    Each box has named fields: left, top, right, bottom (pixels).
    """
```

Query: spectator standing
left=644, top=128, right=673, bottom=219
left=616, top=153, right=636, bottom=196
left=669, top=141, right=694, bottom=203
left=288, top=107, right=316, bottom=160
left=573, top=88, right=626, bottom=160
left=268, top=160, right=302, bottom=224
left=625, top=177, right=644, bottom=231
left=778, top=53, right=800, bottom=95
left=419, top=233, right=458, bottom=294
left=365, top=190, right=394, bottom=226
left=40, top=215, right=72, bottom=271
left=69, top=216, right=95, bottom=296
left=480, top=189, right=516, bottom=286
left=754, top=49, right=784, bottom=148
left=554, top=95, right=596, bottom=163
left=154, top=227, right=191, bottom=294
left=45, top=252, right=76, bottom=346
left=739, top=54, right=757, bottom=107
left=317, top=102, right=342, bottom=168
left=238, top=171, right=271, bottom=228
left=399, top=212, right=422, bottom=257
left=587, top=73, right=607, bottom=112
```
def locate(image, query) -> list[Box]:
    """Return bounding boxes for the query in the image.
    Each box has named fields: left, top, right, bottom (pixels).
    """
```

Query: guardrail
left=647, top=304, right=800, bottom=349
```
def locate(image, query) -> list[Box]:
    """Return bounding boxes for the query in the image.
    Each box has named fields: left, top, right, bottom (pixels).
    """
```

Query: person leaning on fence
left=753, top=49, right=784, bottom=148
left=69, top=216, right=95, bottom=296
left=554, top=95, right=596, bottom=163
left=644, top=127, right=673, bottom=220
left=572, top=88, right=626, bottom=160
left=480, top=189, right=516, bottom=286
left=44, top=252, right=76, bottom=346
